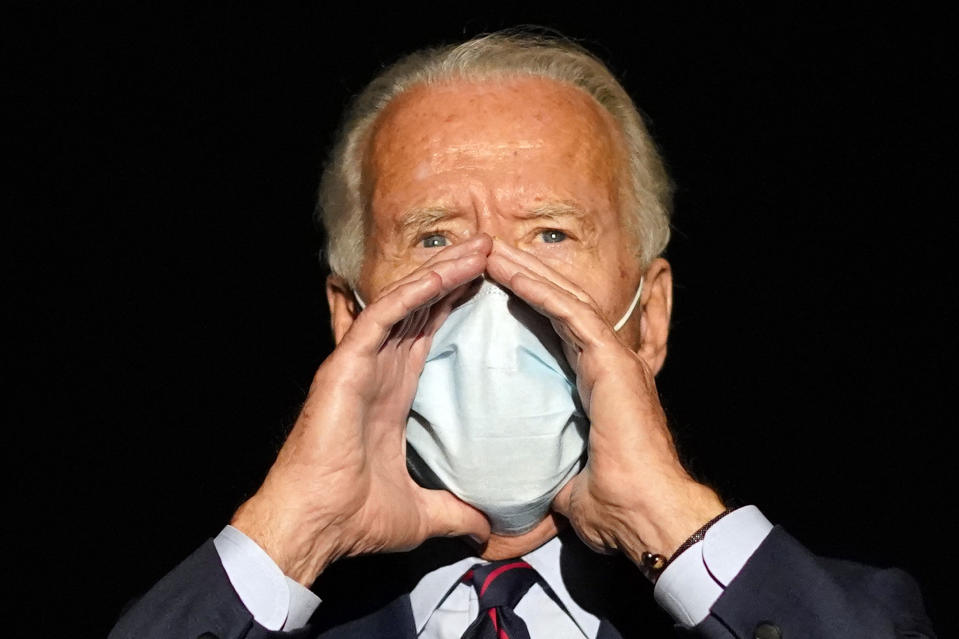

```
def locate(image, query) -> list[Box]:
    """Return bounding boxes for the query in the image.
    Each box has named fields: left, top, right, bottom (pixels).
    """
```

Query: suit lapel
left=309, top=531, right=677, bottom=638
left=314, top=593, right=415, bottom=639
left=557, top=527, right=677, bottom=637
left=310, top=537, right=473, bottom=638
left=596, top=619, right=624, bottom=639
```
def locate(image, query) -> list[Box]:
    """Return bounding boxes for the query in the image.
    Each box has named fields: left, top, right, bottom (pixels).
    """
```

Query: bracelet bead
left=639, top=507, right=734, bottom=583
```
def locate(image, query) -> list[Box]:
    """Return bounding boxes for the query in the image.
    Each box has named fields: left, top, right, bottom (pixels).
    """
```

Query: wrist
left=623, top=479, right=726, bottom=561
left=231, top=491, right=341, bottom=586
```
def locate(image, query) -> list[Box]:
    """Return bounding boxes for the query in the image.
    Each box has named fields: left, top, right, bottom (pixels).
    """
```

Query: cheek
left=361, top=240, right=422, bottom=296
left=528, top=243, right=578, bottom=269
left=565, top=252, right=632, bottom=318
left=547, top=249, right=607, bottom=289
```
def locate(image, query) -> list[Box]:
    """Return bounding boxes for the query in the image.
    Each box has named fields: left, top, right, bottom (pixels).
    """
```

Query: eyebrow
left=398, top=207, right=461, bottom=236
left=518, top=202, right=589, bottom=222
left=397, top=201, right=590, bottom=236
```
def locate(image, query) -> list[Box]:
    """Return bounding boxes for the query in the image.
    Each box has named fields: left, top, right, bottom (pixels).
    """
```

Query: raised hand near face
left=485, top=238, right=726, bottom=567
left=230, top=235, right=494, bottom=586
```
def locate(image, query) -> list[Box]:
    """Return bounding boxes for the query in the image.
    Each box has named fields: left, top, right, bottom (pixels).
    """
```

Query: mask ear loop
left=612, top=276, right=644, bottom=332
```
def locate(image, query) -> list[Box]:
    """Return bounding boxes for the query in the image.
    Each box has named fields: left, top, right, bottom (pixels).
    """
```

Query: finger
left=424, top=278, right=479, bottom=333
left=345, top=273, right=444, bottom=352
left=390, top=310, right=418, bottom=343
left=444, top=275, right=483, bottom=310
left=508, top=271, right=615, bottom=351
left=485, top=251, right=551, bottom=298
left=487, top=262, right=604, bottom=369
left=486, top=252, right=596, bottom=351
left=400, top=306, right=432, bottom=347
left=374, top=252, right=487, bottom=304
left=489, top=237, right=595, bottom=305
left=419, top=488, right=492, bottom=542
left=348, top=254, right=487, bottom=352
left=406, top=280, right=475, bottom=364
left=486, top=250, right=601, bottom=326
left=550, top=475, right=577, bottom=518
left=423, top=232, right=492, bottom=265
left=374, top=234, right=492, bottom=301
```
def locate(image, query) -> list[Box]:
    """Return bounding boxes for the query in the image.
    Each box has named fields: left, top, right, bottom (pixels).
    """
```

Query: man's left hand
left=486, top=238, right=725, bottom=564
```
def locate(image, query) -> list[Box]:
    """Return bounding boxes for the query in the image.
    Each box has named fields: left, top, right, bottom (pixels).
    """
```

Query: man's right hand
left=230, top=235, right=493, bottom=586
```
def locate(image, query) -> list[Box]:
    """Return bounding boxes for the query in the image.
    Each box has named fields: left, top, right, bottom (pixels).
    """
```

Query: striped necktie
left=460, top=559, right=541, bottom=639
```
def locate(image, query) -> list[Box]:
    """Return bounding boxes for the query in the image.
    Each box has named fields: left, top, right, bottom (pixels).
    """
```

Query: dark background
left=6, top=4, right=955, bottom=637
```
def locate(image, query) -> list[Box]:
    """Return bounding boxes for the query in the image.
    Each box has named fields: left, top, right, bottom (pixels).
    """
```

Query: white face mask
left=356, top=276, right=643, bottom=535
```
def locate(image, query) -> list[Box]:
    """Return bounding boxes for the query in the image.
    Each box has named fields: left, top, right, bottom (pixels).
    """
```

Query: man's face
left=357, top=76, right=646, bottom=344
left=328, top=76, right=673, bottom=555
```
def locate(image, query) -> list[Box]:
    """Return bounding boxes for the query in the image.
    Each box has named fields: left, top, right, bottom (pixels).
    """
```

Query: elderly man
left=110, top=32, right=934, bottom=638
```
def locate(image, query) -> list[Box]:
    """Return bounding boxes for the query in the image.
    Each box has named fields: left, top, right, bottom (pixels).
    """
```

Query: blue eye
left=421, top=234, right=448, bottom=248
left=540, top=229, right=567, bottom=244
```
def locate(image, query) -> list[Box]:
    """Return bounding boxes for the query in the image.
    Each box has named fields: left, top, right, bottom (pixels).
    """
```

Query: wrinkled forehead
left=363, top=76, right=629, bottom=195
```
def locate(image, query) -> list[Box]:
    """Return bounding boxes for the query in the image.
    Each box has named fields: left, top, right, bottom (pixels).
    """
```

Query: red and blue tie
left=460, top=559, right=542, bottom=639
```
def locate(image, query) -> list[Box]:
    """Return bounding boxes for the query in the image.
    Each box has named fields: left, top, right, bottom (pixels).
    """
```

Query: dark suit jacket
left=109, top=526, right=936, bottom=639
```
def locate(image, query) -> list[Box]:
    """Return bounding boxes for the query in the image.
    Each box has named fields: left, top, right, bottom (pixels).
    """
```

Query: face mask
left=356, top=275, right=643, bottom=535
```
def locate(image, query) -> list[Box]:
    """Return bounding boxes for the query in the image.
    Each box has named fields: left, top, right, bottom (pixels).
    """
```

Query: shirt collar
left=408, top=553, right=479, bottom=633
left=523, top=535, right=601, bottom=638
left=408, top=534, right=601, bottom=638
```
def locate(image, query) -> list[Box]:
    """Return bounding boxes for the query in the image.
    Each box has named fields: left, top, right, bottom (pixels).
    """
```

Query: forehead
left=369, top=75, right=621, bottom=149
left=364, top=76, right=626, bottom=205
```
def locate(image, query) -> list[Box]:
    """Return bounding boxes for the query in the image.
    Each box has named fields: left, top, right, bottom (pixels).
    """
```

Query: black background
left=6, top=4, right=955, bottom=637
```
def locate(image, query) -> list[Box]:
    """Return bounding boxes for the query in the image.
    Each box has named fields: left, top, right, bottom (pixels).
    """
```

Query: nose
left=466, top=185, right=513, bottom=245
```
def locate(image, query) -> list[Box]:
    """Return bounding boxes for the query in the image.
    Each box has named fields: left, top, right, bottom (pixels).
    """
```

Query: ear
left=325, top=274, right=360, bottom=345
left=636, top=258, right=673, bottom=375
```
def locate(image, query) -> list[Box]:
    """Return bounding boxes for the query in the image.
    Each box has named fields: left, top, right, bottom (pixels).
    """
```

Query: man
left=110, top=31, right=934, bottom=638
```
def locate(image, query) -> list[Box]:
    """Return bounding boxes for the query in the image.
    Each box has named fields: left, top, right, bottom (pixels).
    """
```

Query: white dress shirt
left=215, top=506, right=773, bottom=634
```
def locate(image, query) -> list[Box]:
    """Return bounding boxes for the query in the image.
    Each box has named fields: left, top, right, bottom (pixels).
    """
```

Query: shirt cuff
left=653, top=505, right=773, bottom=626
left=213, top=525, right=321, bottom=630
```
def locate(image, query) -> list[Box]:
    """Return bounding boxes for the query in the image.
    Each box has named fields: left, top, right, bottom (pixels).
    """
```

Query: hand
left=486, top=238, right=725, bottom=565
left=231, top=235, right=494, bottom=586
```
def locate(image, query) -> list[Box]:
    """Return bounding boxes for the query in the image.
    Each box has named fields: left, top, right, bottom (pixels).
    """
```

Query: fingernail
left=470, top=235, right=491, bottom=250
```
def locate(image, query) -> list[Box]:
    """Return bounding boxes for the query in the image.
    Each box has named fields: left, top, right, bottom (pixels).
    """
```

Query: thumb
left=550, top=475, right=579, bottom=518
left=419, top=488, right=491, bottom=542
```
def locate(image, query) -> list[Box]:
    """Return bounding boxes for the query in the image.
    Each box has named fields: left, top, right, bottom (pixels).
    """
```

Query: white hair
left=316, top=30, right=673, bottom=286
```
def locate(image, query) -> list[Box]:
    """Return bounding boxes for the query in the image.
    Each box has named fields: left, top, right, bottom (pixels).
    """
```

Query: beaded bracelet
left=639, top=508, right=734, bottom=583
